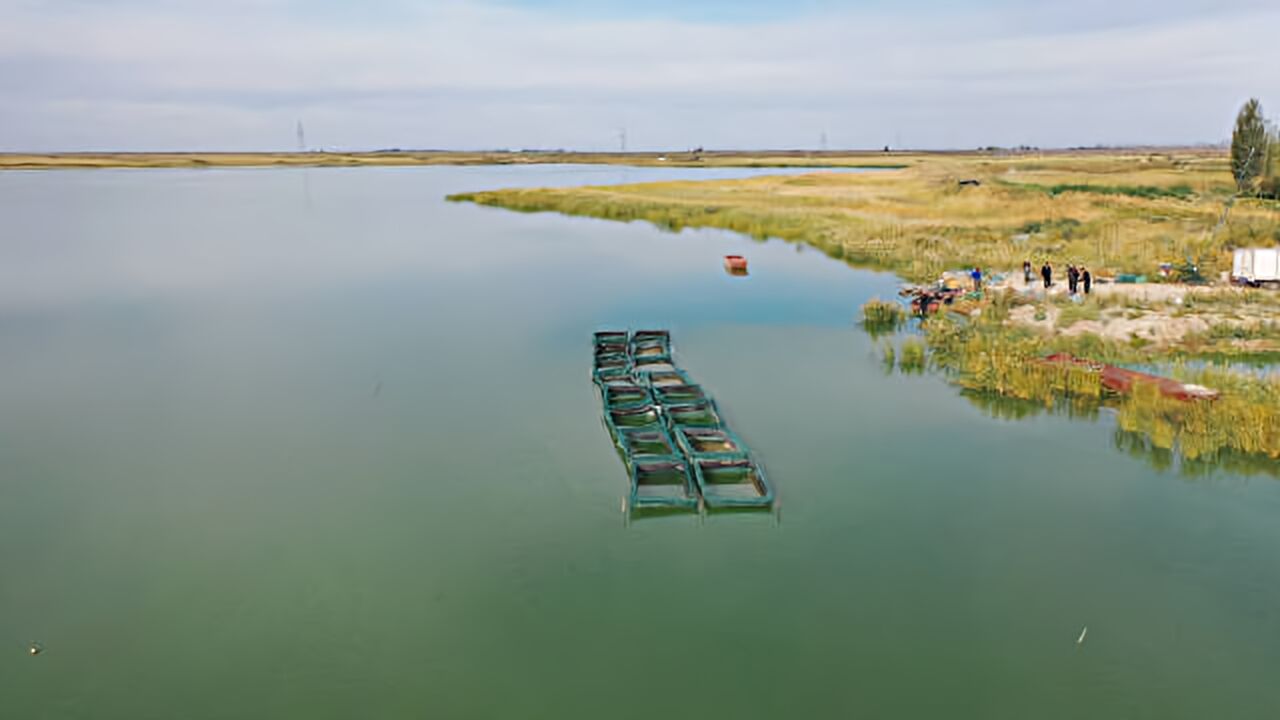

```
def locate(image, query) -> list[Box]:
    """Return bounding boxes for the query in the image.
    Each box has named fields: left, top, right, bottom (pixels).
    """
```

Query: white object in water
left=1077, top=626, right=1088, bottom=645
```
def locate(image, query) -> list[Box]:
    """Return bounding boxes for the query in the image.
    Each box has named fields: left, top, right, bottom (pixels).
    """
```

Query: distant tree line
left=1232, top=98, right=1279, bottom=198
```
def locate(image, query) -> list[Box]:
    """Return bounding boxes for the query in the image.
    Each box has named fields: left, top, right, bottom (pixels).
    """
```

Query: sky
left=1, top=0, right=1278, bottom=151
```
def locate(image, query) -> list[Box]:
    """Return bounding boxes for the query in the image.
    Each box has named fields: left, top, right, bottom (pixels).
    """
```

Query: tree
left=1262, top=121, right=1280, bottom=199
left=1231, top=98, right=1268, bottom=193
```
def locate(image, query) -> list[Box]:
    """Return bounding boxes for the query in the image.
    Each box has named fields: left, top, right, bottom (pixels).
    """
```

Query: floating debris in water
left=28, top=642, right=43, bottom=656
left=1077, top=626, right=1088, bottom=645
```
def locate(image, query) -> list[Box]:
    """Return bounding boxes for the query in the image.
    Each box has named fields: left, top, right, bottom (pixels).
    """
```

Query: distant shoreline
left=0, top=147, right=1223, bottom=171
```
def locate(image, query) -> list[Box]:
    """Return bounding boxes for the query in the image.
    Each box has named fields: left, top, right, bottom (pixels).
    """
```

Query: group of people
left=1022, top=260, right=1092, bottom=295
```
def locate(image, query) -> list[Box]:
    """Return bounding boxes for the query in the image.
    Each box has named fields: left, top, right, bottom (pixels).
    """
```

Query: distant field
left=0, top=147, right=1226, bottom=171
left=0, top=149, right=920, bottom=170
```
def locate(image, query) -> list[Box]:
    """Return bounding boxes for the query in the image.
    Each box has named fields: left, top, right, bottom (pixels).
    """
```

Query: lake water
left=2, top=165, right=1279, bottom=719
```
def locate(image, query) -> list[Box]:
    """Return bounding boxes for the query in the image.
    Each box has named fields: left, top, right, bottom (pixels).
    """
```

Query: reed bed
left=899, top=338, right=927, bottom=373
left=450, top=150, right=1280, bottom=283
left=861, top=298, right=906, bottom=335
left=918, top=314, right=1280, bottom=469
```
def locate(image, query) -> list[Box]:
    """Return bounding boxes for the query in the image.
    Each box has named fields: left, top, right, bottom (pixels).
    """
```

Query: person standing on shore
left=970, top=266, right=983, bottom=293
left=1082, top=267, right=1092, bottom=294
left=1023, top=260, right=1033, bottom=285
left=1041, top=262, right=1052, bottom=288
left=1067, top=265, right=1079, bottom=295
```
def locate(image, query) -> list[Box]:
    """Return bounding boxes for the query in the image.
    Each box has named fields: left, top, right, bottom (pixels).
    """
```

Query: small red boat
left=723, top=255, right=748, bottom=274
left=1042, top=353, right=1218, bottom=402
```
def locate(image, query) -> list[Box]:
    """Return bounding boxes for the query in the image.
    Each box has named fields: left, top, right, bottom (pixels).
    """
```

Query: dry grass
left=449, top=149, right=1280, bottom=283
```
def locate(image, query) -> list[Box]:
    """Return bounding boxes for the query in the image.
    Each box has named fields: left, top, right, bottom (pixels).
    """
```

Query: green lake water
left=2, top=166, right=1278, bottom=719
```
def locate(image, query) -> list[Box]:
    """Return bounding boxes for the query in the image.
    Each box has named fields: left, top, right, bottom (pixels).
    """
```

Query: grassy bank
left=449, top=150, right=1278, bottom=283
left=875, top=305, right=1280, bottom=475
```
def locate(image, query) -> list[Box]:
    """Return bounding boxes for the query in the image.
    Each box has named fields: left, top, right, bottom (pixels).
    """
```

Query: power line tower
left=296, top=120, right=306, bottom=152
left=619, top=127, right=627, bottom=153
left=820, top=130, right=828, bottom=152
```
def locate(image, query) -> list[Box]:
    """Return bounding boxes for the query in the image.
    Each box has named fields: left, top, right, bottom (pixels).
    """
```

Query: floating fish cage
left=632, top=357, right=677, bottom=375
left=664, top=400, right=722, bottom=429
left=631, top=342, right=672, bottom=361
left=608, top=403, right=662, bottom=430
left=593, top=366, right=637, bottom=388
left=631, top=330, right=671, bottom=353
left=630, top=459, right=699, bottom=509
left=594, top=331, right=630, bottom=348
left=652, top=383, right=707, bottom=405
left=594, top=345, right=629, bottom=363
left=693, top=458, right=774, bottom=509
left=643, top=369, right=694, bottom=388
left=603, top=384, right=653, bottom=410
left=594, top=344, right=629, bottom=364
left=673, top=426, right=750, bottom=461
left=616, top=426, right=679, bottom=460
left=592, top=329, right=774, bottom=515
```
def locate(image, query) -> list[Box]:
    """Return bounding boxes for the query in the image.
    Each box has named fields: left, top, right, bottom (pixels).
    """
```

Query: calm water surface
left=2, top=166, right=1279, bottom=719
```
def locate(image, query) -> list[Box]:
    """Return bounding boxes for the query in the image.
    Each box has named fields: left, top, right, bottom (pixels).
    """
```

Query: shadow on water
left=625, top=506, right=700, bottom=524
left=625, top=504, right=777, bottom=526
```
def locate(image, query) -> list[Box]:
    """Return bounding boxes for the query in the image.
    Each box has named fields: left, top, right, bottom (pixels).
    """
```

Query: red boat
left=723, top=255, right=748, bottom=274
left=1042, top=354, right=1218, bottom=402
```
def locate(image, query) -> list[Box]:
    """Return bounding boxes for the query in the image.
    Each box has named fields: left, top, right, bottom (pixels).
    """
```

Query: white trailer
left=1232, top=248, right=1280, bottom=286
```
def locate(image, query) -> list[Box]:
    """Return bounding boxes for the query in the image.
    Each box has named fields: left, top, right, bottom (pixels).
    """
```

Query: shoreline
left=0, top=147, right=1223, bottom=171
left=449, top=149, right=1279, bottom=362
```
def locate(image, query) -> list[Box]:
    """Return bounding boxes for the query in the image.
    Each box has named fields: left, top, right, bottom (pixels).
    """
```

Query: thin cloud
left=0, top=0, right=1276, bottom=150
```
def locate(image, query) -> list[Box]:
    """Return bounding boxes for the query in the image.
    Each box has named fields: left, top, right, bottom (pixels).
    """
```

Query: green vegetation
left=880, top=341, right=896, bottom=374
left=1232, top=98, right=1269, bottom=193
left=861, top=298, right=906, bottom=335
left=1017, top=182, right=1195, bottom=200
left=923, top=315, right=1103, bottom=403
left=1263, top=122, right=1280, bottom=200
left=911, top=312, right=1280, bottom=472
left=899, top=338, right=927, bottom=373
left=857, top=277, right=1280, bottom=472
left=1116, top=370, right=1280, bottom=467
left=1018, top=218, right=1081, bottom=235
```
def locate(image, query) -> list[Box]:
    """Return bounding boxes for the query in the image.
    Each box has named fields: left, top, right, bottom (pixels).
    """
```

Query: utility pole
left=820, top=130, right=828, bottom=152
left=619, top=127, right=627, bottom=153
left=296, top=120, right=306, bottom=152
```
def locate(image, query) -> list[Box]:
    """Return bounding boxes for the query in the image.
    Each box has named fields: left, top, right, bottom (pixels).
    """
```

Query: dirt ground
left=982, top=273, right=1277, bottom=347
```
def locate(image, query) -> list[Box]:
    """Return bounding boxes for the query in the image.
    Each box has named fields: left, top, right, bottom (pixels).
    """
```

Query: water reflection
left=959, top=389, right=1102, bottom=424
left=954, top=384, right=1280, bottom=479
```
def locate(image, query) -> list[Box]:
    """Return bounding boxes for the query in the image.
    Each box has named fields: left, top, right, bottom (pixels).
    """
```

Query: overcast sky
left=1, top=0, right=1277, bottom=151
